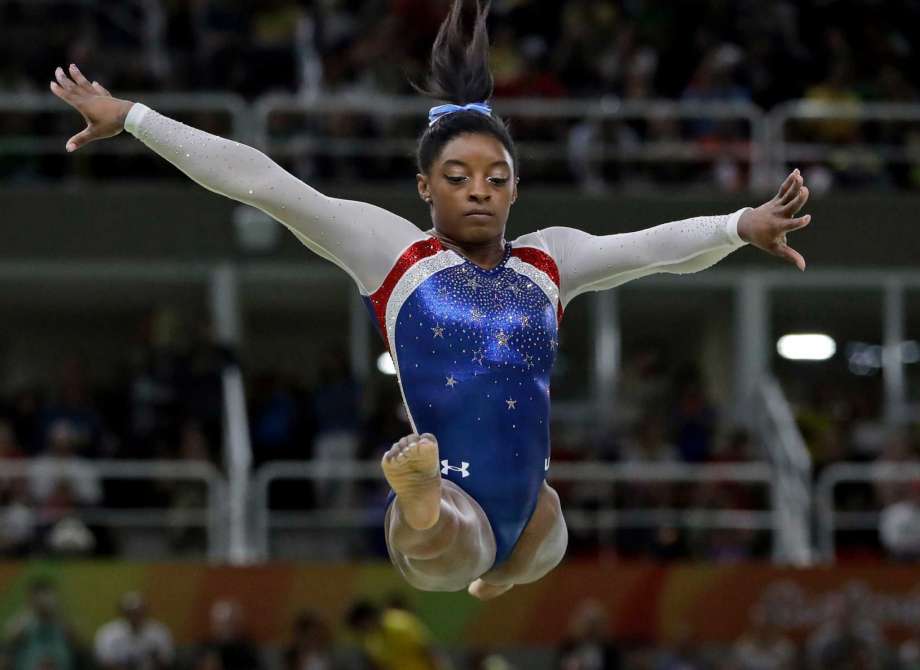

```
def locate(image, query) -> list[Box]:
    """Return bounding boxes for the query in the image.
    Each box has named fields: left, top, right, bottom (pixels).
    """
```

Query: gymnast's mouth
left=464, top=210, right=494, bottom=217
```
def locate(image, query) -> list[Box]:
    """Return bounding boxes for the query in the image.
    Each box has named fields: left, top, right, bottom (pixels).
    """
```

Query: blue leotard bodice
left=365, top=236, right=562, bottom=564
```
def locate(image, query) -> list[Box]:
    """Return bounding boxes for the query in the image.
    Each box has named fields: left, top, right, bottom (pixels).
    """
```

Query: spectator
left=39, top=359, right=104, bottom=457
left=161, top=420, right=214, bottom=554
left=556, top=598, right=622, bottom=670
left=805, top=591, right=888, bottom=670
left=311, top=348, right=362, bottom=509
left=900, top=624, right=920, bottom=670
left=879, top=481, right=920, bottom=561
left=620, top=415, right=678, bottom=463
left=250, top=373, right=305, bottom=463
left=469, top=650, right=516, bottom=670
left=345, top=599, right=442, bottom=670
left=3, top=577, right=79, bottom=670
left=0, top=478, right=36, bottom=557
left=94, top=591, right=174, bottom=670
left=0, top=419, right=25, bottom=460
left=0, top=419, right=35, bottom=556
left=671, top=366, right=717, bottom=463
left=29, top=419, right=101, bottom=525
left=732, top=611, right=796, bottom=670
left=194, top=600, right=265, bottom=670
left=282, top=610, right=334, bottom=670
left=652, top=624, right=704, bottom=670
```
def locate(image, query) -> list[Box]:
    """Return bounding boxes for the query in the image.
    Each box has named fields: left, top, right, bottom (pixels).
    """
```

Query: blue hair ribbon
left=428, top=102, right=493, bottom=126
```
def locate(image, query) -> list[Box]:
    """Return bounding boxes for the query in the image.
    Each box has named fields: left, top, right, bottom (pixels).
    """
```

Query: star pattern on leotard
left=394, top=244, right=561, bottom=436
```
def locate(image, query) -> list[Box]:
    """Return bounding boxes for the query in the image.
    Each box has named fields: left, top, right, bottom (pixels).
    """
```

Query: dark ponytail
left=415, top=0, right=518, bottom=175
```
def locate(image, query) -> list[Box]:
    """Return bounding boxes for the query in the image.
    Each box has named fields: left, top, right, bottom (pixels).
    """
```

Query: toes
left=419, top=432, right=436, bottom=443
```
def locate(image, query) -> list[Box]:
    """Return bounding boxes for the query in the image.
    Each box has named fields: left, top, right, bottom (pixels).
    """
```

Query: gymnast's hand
left=49, top=64, right=134, bottom=153
left=738, top=169, right=812, bottom=271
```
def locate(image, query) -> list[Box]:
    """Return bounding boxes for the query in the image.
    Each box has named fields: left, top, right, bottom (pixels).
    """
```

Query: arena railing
left=770, top=100, right=920, bottom=185
left=7, top=93, right=920, bottom=190
left=253, top=94, right=769, bottom=190
left=0, top=92, right=249, bottom=158
left=250, top=460, right=776, bottom=562
left=752, top=376, right=814, bottom=566
left=0, top=459, right=228, bottom=560
left=815, top=461, right=920, bottom=561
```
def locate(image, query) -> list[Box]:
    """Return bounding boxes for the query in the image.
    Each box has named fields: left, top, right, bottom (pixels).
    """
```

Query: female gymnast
left=51, top=0, right=811, bottom=600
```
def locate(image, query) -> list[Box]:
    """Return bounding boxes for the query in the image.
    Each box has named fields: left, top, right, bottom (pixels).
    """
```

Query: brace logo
left=441, top=460, right=470, bottom=478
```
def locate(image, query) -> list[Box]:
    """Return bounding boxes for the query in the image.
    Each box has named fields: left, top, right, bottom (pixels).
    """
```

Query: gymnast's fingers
left=69, top=63, right=93, bottom=91
left=775, top=169, right=798, bottom=201
left=92, top=81, right=112, bottom=97
left=779, top=172, right=803, bottom=206
left=781, top=185, right=809, bottom=216
left=780, top=214, right=812, bottom=233
left=54, top=66, right=75, bottom=90
left=775, top=243, right=806, bottom=272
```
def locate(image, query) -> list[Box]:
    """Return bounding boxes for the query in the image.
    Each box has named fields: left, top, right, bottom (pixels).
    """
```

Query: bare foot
left=382, top=433, right=442, bottom=530
left=468, top=578, right=513, bottom=601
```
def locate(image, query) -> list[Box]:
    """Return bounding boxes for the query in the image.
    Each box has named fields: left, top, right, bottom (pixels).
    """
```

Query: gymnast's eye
left=489, top=177, right=510, bottom=186
left=445, top=175, right=467, bottom=184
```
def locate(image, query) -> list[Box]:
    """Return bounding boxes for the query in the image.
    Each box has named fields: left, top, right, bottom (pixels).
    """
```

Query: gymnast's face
left=417, top=132, right=518, bottom=245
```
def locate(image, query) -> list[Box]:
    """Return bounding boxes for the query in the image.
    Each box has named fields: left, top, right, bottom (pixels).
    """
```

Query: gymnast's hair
left=414, top=0, right=518, bottom=176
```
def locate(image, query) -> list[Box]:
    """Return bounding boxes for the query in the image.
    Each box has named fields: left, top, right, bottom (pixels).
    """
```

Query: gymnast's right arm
left=50, top=64, right=424, bottom=294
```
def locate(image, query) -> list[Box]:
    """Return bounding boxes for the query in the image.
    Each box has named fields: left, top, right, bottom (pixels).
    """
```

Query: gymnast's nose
left=469, top=177, right=491, bottom=202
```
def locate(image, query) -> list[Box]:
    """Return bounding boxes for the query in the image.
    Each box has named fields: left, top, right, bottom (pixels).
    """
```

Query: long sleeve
left=123, top=103, right=425, bottom=294
left=535, top=209, right=750, bottom=306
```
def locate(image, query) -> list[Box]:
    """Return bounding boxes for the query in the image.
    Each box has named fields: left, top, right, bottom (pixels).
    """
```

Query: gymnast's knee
left=398, top=559, right=482, bottom=593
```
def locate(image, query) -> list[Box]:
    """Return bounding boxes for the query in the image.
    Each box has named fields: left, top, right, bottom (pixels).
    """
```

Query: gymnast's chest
left=394, top=263, right=558, bottom=372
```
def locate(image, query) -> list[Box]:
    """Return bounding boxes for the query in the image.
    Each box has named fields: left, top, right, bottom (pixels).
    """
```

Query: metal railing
left=255, top=94, right=767, bottom=189
left=0, top=459, right=228, bottom=560
left=753, top=376, right=814, bottom=566
left=2, top=454, right=915, bottom=563
left=815, top=461, right=920, bottom=561
left=771, top=100, right=920, bottom=178
left=3, top=93, right=919, bottom=188
left=0, top=92, right=249, bottom=156
left=251, top=459, right=776, bottom=562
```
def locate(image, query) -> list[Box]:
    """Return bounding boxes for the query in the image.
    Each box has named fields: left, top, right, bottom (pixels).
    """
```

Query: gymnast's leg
left=468, top=481, right=568, bottom=600
left=382, top=433, right=496, bottom=592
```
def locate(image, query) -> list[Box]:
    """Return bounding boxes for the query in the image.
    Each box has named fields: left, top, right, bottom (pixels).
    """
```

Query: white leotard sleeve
left=123, top=103, right=426, bottom=294
left=524, top=209, right=749, bottom=307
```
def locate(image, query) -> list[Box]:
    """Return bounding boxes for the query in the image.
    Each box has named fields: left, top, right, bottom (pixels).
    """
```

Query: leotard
left=124, top=103, right=748, bottom=563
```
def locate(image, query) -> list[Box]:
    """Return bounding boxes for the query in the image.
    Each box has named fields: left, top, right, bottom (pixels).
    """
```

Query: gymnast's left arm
left=542, top=169, right=812, bottom=306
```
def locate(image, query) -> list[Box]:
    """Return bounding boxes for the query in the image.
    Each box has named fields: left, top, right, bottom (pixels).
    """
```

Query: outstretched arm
left=50, top=64, right=424, bottom=294
left=540, top=170, right=812, bottom=306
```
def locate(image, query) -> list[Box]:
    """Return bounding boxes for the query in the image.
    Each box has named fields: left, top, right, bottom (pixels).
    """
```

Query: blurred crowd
left=2, top=0, right=920, bottom=189
left=4, top=579, right=920, bottom=670
left=3, top=0, right=918, bottom=105
left=1, top=306, right=918, bottom=562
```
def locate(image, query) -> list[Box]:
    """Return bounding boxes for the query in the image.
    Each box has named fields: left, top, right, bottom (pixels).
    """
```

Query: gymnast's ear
left=417, top=173, right=432, bottom=205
